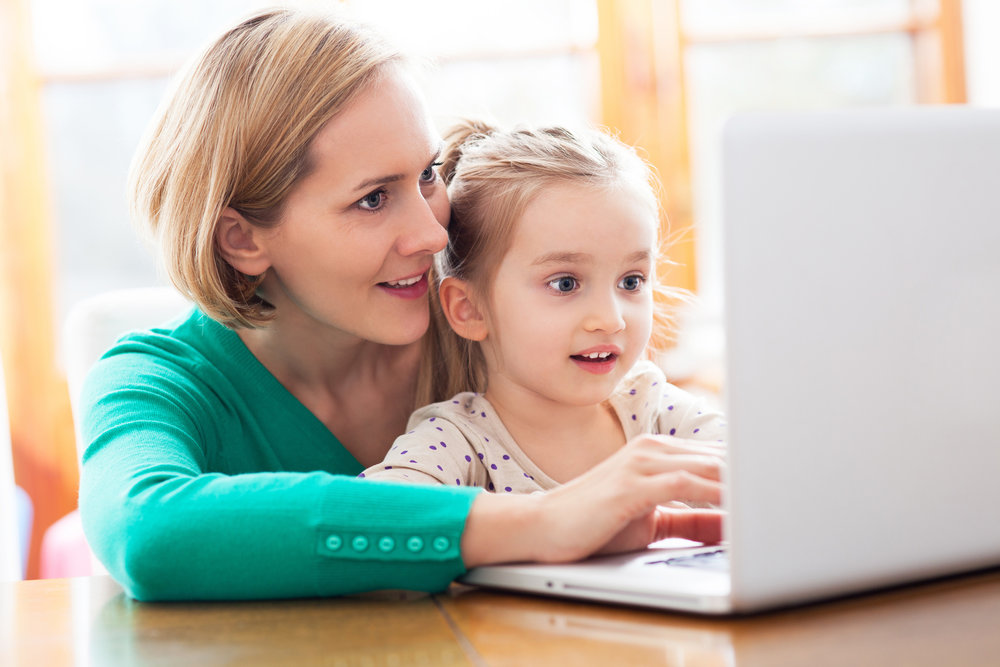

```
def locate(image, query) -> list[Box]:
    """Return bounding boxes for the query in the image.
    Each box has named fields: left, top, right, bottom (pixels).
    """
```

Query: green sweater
left=78, top=308, right=480, bottom=601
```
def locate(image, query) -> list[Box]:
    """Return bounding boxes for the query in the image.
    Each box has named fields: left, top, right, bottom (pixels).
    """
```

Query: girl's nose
left=583, top=291, right=626, bottom=333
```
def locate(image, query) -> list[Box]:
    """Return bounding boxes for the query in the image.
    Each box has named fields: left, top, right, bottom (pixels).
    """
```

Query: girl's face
left=481, top=181, right=657, bottom=410
left=253, top=66, right=449, bottom=345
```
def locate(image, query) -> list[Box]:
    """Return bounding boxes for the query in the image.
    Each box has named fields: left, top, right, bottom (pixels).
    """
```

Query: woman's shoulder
left=102, top=308, right=227, bottom=361
left=83, top=307, right=262, bottom=401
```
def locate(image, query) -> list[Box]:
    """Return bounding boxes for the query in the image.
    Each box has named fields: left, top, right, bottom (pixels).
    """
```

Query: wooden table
left=4, top=570, right=1000, bottom=665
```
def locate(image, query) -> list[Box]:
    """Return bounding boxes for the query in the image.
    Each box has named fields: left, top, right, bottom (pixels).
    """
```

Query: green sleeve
left=78, top=339, right=481, bottom=602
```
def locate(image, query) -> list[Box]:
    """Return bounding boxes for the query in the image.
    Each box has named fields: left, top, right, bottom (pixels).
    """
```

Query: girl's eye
left=618, top=274, right=645, bottom=291
left=420, top=162, right=442, bottom=184
left=548, top=276, right=579, bottom=293
left=358, top=189, right=386, bottom=211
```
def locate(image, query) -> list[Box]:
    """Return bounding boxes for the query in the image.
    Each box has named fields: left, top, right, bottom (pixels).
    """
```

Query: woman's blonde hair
left=432, top=121, right=684, bottom=398
left=129, top=8, right=402, bottom=328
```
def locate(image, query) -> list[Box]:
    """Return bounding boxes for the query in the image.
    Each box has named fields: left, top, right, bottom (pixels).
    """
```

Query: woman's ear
left=439, top=276, right=488, bottom=341
left=215, top=207, right=271, bottom=276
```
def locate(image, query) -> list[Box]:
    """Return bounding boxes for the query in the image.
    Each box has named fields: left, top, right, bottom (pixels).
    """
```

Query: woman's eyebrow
left=352, top=173, right=405, bottom=194
left=350, top=144, right=444, bottom=194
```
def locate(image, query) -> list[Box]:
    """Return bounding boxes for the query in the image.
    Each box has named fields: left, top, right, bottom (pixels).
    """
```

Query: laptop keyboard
left=646, top=548, right=730, bottom=572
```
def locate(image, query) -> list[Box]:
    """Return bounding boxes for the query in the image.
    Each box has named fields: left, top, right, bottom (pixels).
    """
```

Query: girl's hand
left=461, top=435, right=725, bottom=567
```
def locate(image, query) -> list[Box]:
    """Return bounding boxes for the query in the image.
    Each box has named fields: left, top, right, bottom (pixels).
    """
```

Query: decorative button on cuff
left=351, top=535, right=369, bottom=552
left=432, top=537, right=450, bottom=553
left=406, top=536, right=424, bottom=552
left=378, top=536, right=395, bottom=553
left=325, top=535, right=343, bottom=551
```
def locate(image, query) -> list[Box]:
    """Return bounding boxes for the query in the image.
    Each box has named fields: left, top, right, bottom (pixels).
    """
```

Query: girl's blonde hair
left=129, top=8, right=402, bottom=328
left=431, top=121, right=683, bottom=398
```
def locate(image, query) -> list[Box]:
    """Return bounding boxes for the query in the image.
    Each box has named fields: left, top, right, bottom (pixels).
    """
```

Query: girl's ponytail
left=439, top=120, right=495, bottom=185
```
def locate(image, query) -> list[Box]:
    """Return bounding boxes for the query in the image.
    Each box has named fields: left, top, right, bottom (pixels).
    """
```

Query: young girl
left=362, top=123, right=725, bottom=491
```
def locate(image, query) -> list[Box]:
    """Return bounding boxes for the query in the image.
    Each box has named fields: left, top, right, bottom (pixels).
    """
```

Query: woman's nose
left=397, top=195, right=448, bottom=256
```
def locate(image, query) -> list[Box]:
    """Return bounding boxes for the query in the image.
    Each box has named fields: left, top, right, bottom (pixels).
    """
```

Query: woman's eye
left=420, top=162, right=441, bottom=183
left=358, top=190, right=386, bottom=211
left=548, top=276, right=579, bottom=293
left=618, top=274, right=645, bottom=291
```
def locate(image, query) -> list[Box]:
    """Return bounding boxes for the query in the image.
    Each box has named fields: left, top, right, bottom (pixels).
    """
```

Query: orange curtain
left=0, top=0, right=78, bottom=579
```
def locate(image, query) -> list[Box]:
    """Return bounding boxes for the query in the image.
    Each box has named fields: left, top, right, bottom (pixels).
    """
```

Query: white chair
left=1, top=356, right=24, bottom=581
left=63, top=286, right=191, bottom=463
left=41, top=286, right=190, bottom=578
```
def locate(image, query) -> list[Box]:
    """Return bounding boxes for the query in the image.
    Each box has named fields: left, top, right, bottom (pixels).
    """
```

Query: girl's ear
left=215, top=207, right=271, bottom=277
left=439, top=276, right=488, bottom=341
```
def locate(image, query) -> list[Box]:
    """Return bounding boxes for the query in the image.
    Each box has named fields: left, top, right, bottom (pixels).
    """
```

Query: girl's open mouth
left=570, top=351, right=618, bottom=374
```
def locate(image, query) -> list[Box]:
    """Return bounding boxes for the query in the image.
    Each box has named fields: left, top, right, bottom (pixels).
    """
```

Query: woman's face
left=255, top=66, right=450, bottom=346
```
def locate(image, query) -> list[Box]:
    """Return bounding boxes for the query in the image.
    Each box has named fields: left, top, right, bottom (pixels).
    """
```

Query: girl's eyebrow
left=626, top=249, right=653, bottom=264
left=531, top=249, right=652, bottom=267
left=531, top=251, right=590, bottom=266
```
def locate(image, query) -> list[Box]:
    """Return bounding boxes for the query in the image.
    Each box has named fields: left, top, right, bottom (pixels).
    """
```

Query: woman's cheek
left=429, top=188, right=451, bottom=229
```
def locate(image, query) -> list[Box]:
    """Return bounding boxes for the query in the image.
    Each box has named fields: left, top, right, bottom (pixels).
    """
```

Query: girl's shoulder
left=405, top=391, right=491, bottom=431
left=616, top=359, right=669, bottom=397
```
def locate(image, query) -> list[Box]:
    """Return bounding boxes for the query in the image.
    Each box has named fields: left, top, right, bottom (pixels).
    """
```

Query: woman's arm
left=79, top=351, right=480, bottom=601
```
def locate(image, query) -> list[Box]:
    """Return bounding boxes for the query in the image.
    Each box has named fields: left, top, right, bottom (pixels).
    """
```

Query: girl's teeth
left=584, top=352, right=611, bottom=359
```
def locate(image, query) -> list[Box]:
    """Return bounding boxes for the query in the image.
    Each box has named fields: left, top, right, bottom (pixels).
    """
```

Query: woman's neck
left=237, top=317, right=422, bottom=467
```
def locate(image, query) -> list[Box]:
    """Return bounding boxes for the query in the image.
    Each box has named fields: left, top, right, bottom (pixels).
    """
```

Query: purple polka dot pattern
left=358, top=364, right=727, bottom=496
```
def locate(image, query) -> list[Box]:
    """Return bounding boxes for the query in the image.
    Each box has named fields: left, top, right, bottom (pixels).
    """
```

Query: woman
left=79, top=7, right=723, bottom=601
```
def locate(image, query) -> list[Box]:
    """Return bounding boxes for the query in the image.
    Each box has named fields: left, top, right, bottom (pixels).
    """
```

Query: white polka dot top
left=360, top=360, right=726, bottom=493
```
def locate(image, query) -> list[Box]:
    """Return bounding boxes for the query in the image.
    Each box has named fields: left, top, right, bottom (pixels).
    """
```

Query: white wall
left=963, top=0, right=1000, bottom=106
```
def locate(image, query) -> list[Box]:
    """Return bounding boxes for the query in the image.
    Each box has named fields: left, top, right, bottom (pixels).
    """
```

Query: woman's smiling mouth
left=378, top=272, right=429, bottom=299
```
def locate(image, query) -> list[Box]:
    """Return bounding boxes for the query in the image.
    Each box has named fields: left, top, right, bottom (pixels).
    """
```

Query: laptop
left=458, top=107, right=1000, bottom=614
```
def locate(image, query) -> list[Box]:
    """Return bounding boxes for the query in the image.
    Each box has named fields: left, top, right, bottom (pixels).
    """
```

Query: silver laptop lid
left=722, top=107, right=1000, bottom=611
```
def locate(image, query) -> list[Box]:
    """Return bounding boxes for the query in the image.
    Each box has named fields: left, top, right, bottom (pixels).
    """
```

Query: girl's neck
left=485, top=385, right=625, bottom=484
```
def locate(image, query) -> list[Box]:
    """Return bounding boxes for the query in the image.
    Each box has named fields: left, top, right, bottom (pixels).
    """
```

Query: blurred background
left=1, top=0, right=996, bottom=579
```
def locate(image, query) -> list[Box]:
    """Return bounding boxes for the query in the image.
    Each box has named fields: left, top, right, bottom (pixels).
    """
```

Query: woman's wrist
left=460, top=491, right=545, bottom=568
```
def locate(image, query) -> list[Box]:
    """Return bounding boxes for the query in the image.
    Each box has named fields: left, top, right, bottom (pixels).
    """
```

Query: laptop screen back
left=721, top=107, right=1000, bottom=611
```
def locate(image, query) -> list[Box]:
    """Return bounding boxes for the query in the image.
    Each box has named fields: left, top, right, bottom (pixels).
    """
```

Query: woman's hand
left=461, top=435, right=725, bottom=567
